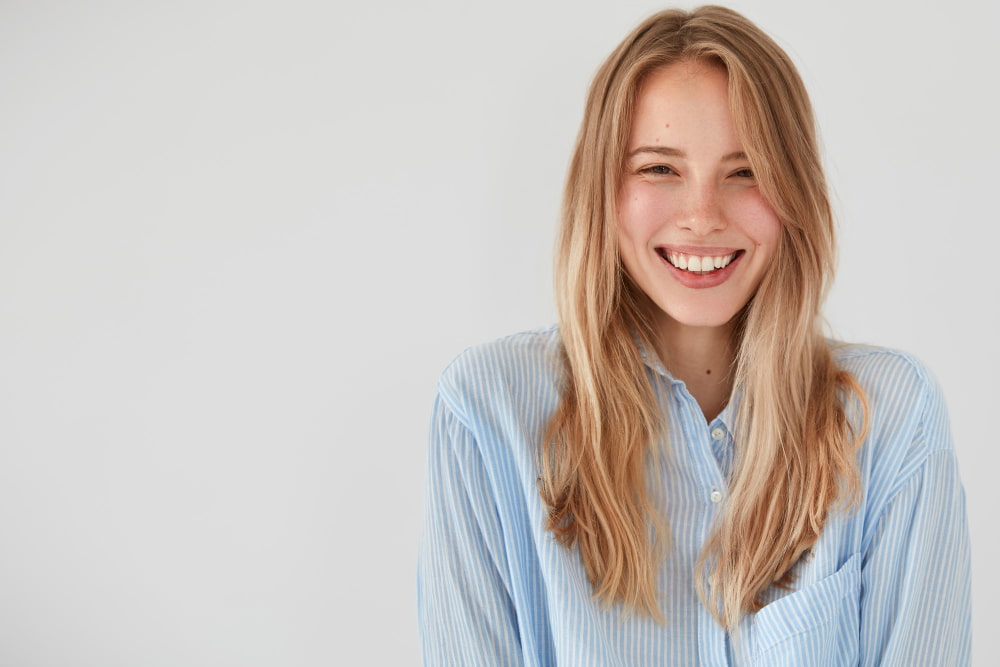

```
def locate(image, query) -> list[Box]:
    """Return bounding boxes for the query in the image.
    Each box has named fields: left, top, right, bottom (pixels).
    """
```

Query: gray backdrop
left=2, top=0, right=997, bottom=664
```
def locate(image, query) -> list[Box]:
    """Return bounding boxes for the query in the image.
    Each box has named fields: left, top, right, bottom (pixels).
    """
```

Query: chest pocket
left=742, top=553, right=861, bottom=666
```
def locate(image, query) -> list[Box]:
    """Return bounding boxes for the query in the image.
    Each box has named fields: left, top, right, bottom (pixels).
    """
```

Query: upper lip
left=656, top=245, right=742, bottom=256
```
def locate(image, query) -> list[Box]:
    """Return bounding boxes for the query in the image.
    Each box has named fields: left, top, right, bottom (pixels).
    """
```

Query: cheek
left=617, top=184, right=677, bottom=242
left=745, top=215, right=782, bottom=253
left=616, top=189, right=654, bottom=279
left=728, top=191, right=782, bottom=249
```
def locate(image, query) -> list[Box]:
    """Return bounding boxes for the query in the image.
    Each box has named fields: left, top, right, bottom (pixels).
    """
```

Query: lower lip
left=659, top=251, right=743, bottom=289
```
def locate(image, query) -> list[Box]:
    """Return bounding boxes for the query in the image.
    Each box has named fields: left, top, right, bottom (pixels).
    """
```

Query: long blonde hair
left=539, top=5, right=869, bottom=630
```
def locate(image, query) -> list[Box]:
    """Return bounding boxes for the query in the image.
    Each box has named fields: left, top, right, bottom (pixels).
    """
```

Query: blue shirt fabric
left=417, top=326, right=971, bottom=666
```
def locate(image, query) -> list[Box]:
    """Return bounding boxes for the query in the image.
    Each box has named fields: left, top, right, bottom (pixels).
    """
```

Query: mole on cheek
left=706, top=369, right=712, bottom=375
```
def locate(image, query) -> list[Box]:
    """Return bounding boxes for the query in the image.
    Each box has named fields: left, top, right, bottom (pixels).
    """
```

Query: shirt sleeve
left=859, top=383, right=972, bottom=665
left=417, top=394, right=524, bottom=666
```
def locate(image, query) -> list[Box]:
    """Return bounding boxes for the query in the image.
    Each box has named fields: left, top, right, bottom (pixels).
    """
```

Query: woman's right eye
left=640, top=164, right=676, bottom=176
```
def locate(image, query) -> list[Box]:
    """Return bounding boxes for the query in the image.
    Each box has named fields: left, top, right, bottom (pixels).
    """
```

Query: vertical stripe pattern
left=417, top=326, right=971, bottom=666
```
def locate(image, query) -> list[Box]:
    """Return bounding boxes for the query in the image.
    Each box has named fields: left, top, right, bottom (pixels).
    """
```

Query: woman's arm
left=859, top=378, right=972, bottom=665
left=417, top=395, right=524, bottom=666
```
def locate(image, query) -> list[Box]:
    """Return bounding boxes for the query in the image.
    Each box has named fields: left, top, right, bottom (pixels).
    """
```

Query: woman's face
left=617, top=60, right=781, bottom=333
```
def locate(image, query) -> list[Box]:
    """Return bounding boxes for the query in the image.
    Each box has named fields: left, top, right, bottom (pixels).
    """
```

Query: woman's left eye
left=732, top=168, right=754, bottom=178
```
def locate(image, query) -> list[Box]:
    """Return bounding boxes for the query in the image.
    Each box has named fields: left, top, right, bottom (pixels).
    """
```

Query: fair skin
left=617, top=60, right=782, bottom=421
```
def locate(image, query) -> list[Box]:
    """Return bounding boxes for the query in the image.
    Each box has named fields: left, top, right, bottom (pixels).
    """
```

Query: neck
left=653, top=315, right=736, bottom=422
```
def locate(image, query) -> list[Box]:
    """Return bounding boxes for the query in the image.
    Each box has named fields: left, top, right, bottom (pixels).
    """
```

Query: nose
left=678, top=181, right=726, bottom=235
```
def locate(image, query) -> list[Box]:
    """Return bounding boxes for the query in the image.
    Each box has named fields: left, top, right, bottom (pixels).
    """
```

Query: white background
left=1, top=0, right=997, bottom=664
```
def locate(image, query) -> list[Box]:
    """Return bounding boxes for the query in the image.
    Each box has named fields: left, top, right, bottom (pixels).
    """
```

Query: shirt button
left=710, top=490, right=723, bottom=503
left=711, top=427, right=725, bottom=441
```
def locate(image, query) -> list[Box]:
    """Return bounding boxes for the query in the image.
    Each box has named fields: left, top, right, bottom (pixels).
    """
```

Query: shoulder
left=832, top=341, right=939, bottom=398
left=830, top=341, right=936, bottom=385
left=436, top=326, right=564, bottom=427
left=830, top=342, right=947, bottom=443
left=829, top=341, right=955, bottom=498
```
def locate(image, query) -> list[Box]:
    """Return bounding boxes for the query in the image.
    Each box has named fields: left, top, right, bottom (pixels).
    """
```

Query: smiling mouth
left=656, top=248, right=743, bottom=274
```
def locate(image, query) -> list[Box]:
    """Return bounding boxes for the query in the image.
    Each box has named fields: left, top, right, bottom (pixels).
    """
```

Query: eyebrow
left=627, top=146, right=747, bottom=162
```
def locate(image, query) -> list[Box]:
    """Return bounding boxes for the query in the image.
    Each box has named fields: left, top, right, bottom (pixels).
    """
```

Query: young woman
left=418, top=6, right=971, bottom=665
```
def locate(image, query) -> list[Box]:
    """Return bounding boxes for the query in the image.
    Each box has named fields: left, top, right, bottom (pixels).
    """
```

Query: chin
left=659, top=303, right=743, bottom=330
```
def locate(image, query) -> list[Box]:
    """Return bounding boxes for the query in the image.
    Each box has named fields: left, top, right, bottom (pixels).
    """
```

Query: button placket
left=673, top=385, right=729, bottom=508
left=705, top=420, right=731, bottom=504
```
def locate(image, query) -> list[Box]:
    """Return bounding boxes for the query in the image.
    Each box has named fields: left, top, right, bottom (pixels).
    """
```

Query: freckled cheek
left=618, top=187, right=681, bottom=239
left=724, top=193, right=782, bottom=245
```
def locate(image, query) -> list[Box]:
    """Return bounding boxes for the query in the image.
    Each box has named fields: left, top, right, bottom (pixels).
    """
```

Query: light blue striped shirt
left=417, top=326, right=971, bottom=665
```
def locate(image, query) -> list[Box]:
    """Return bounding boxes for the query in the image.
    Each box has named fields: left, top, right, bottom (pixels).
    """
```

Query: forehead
left=628, top=61, right=736, bottom=147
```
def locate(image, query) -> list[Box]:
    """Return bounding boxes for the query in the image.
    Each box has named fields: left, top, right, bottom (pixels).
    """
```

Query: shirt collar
left=716, top=386, right=741, bottom=433
left=633, top=329, right=743, bottom=429
left=634, top=330, right=684, bottom=386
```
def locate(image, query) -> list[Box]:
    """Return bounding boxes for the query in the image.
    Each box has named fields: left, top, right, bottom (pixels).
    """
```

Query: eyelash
left=638, top=164, right=677, bottom=176
left=636, top=165, right=754, bottom=179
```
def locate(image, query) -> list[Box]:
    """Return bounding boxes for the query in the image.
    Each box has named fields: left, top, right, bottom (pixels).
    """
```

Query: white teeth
left=664, top=251, right=737, bottom=273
